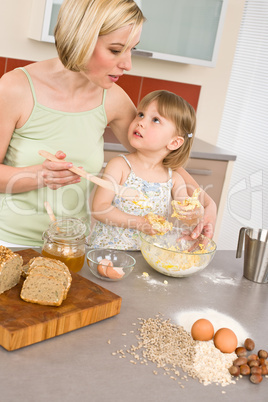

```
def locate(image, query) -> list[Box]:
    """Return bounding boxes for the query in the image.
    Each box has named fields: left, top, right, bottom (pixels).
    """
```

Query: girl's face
left=84, top=25, right=141, bottom=88
left=128, top=101, right=183, bottom=153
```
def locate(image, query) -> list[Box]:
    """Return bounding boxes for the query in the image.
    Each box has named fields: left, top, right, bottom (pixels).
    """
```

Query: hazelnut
left=258, top=350, right=268, bottom=359
left=229, top=365, right=240, bottom=376
left=240, top=364, right=251, bottom=376
left=244, top=338, right=255, bottom=351
left=248, top=359, right=260, bottom=368
left=250, top=366, right=262, bottom=375
left=235, top=347, right=247, bottom=357
left=247, top=354, right=259, bottom=361
left=261, top=365, right=268, bottom=375
left=249, top=374, right=263, bottom=384
left=233, top=357, right=248, bottom=366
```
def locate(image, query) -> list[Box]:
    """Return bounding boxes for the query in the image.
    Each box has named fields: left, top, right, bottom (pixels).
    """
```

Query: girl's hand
left=41, top=151, right=81, bottom=190
left=190, top=198, right=217, bottom=239
left=136, top=216, right=159, bottom=236
left=173, top=167, right=217, bottom=240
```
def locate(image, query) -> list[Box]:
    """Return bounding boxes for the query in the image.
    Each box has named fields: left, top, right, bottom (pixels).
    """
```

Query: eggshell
left=106, top=266, right=125, bottom=279
left=97, top=258, right=113, bottom=277
left=191, top=318, right=214, bottom=341
left=214, top=328, right=238, bottom=353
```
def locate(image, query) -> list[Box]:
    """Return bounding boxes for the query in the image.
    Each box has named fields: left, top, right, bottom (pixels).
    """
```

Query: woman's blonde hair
left=138, top=90, right=196, bottom=170
left=54, top=0, right=145, bottom=72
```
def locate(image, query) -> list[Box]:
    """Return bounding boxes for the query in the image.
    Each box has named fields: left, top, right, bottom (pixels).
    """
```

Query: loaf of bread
left=20, top=273, right=66, bottom=306
left=0, top=246, right=23, bottom=295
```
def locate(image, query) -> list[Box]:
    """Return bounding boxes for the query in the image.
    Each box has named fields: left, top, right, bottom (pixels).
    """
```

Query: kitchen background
left=0, top=0, right=267, bottom=250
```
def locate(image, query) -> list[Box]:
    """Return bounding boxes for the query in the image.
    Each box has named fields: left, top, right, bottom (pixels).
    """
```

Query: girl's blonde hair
left=54, top=0, right=145, bottom=72
left=138, top=90, right=196, bottom=170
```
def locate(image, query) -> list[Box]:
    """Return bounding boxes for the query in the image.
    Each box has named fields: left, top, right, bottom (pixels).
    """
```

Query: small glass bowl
left=87, top=249, right=136, bottom=281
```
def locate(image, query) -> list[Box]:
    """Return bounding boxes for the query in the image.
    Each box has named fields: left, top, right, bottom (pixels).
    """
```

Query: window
left=217, top=0, right=268, bottom=249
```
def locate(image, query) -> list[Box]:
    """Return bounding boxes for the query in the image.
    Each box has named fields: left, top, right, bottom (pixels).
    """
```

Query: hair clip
left=188, top=133, right=193, bottom=138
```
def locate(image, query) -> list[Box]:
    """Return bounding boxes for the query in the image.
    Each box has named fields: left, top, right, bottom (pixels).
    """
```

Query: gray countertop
left=104, top=128, right=237, bottom=161
left=1, top=250, right=267, bottom=402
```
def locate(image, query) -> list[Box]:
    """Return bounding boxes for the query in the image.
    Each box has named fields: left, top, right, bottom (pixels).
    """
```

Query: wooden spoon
left=39, top=150, right=142, bottom=199
left=44, top=201, right=56, bottom=222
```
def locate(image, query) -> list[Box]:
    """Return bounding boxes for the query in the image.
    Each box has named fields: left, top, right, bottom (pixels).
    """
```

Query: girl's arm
left=91, top=157, right=157, bottom=235
left=171, top=171, right=192, bottom=200
left=173, top=168, right=217, bottom=239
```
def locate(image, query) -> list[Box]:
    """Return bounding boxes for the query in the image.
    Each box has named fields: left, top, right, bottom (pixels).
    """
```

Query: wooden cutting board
left=0, top=249, right=122, bottom=351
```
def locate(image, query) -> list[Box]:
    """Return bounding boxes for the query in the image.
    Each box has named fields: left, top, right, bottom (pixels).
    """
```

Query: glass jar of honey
left=42, top=218, right=87, bottom=273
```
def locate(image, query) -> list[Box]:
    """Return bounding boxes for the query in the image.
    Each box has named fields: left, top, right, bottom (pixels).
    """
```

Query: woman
left=0, top=0, right=216, bottom=247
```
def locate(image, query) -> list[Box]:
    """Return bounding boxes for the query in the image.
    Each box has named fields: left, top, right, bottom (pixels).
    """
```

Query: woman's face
left=85, top=25, right=141, bottom=88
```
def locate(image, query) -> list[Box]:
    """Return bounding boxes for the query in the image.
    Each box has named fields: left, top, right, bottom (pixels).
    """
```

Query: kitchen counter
left=1, top=250, right=267, bottom=402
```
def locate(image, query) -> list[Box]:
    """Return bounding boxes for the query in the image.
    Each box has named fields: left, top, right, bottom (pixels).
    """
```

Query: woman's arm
left=0, top=70, right=82, bottom=193
left=0, top=71, right=42, bottom=193
left=91, top=157, right=157, bottom=235
left=176, top=166, right=217, bottom=239
left=105, top=84, right=136, bottom=152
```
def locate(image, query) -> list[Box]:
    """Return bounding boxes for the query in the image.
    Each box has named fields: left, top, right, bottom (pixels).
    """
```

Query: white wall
left=0, top=0, right=245, bottom=146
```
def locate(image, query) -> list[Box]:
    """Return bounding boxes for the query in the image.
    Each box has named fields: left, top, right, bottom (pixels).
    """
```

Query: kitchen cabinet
left=134, top=0, right=228, bottom=67
left=28, top=0, right=62, bottom=43
left=28, top=0, right=228, bottom=67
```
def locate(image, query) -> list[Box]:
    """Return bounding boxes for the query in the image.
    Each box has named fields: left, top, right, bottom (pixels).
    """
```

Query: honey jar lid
left=44, top=217, right=87, bottom=242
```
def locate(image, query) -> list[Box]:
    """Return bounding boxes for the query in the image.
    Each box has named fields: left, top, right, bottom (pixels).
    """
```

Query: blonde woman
left=0, top=0, right=215, bottom=247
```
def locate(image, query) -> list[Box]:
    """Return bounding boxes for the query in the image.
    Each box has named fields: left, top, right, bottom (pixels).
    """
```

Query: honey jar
left=42, top=218, right=87, bottom=272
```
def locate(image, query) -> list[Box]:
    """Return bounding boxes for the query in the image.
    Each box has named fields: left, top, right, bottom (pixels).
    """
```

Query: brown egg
left=191, top=318, right=214, bottom=341
left=106, top=266, right=125, bottom=280
left=214, top=328, right=238, bottom=353
left=97, top=258, right=113, bottom=277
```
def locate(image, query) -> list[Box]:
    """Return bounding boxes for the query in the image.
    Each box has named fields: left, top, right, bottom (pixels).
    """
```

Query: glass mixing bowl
left=140, top=227, right=216, bottom=277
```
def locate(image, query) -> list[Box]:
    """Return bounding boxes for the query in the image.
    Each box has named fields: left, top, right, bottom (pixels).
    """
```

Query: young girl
left=89, top=90, right=203, bottom=250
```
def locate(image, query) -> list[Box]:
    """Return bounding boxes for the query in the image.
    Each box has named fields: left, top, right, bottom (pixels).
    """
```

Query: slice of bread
left=26, top=256, right=71, bottom=281
left=20, top=273, right=65, bottom=306
left=28, top=265, right=71, bottom=299
left=0, top=246, right=23, bottom=295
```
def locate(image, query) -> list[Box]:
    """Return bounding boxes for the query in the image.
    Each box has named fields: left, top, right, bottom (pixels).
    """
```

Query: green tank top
left=0, top=67, right=107, bottom=246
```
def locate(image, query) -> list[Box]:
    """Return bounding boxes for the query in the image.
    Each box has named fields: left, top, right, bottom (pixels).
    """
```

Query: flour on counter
left=174, top=308, right=249, bottom=346
left=200, top=271, right=237, bottom=286
left=137, top=273, right=168, bottom=290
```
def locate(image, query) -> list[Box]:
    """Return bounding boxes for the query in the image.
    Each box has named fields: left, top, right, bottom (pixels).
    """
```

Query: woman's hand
left=41, top=151, right=81, bottom=190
